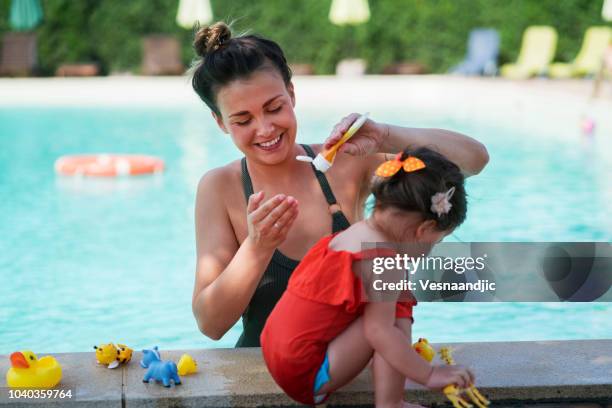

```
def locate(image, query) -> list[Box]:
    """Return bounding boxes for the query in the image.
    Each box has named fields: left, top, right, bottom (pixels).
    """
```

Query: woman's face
left=213, top=68, right=297, bottom=165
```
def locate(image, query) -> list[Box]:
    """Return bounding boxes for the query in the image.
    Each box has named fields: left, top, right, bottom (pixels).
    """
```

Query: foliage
left=0, top=0, right=609, bottom=75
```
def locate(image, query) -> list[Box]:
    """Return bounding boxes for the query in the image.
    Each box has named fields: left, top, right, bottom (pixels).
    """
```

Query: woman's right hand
left=246, top=191, right=299, bottom=252
left=425, top=365, right=475, bottom=390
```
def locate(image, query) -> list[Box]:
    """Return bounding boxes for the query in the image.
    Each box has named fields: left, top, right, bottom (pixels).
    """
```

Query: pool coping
left=1, top=339, right=611, bottom=407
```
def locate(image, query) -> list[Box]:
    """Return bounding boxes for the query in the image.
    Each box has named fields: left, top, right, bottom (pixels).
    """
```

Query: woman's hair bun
left=194, top=22, right=232, bottom=57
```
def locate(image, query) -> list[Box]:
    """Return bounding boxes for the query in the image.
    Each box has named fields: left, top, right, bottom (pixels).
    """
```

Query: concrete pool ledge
left=1, top=340, right=611, bottom=407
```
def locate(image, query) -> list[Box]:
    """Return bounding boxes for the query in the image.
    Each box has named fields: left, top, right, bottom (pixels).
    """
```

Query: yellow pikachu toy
left=94, top=343, right=133, bottom=369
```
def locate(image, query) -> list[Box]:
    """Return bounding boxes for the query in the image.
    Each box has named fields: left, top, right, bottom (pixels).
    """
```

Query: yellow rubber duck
left=177, top=354, right=197, bottom=376
left=413, top=338, right=436, bottom=362
left=6, top=351, right=62, bottom=388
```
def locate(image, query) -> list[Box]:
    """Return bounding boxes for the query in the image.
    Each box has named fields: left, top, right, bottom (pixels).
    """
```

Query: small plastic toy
left=413, top=339, right=491, bottom=408
left=580, top=115, right=596, bottom=136
left=296, top=112, right=370, bottom=172
left=117, top=344, right=133, bottom=364
left=177, top=354, right=197, bottom=376
left=140, top=346, right=181, bottom=387
left=412, top=338, right=436, bottom=362
left=438, top=347, right=491, bottom=408
left=6, top=351, right=62, bottom=389
left=93, top=343, right=133, bottom=369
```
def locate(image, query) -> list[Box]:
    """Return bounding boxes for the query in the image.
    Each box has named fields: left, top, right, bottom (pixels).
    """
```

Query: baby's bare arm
left=363, top=301, right=433, bottom=385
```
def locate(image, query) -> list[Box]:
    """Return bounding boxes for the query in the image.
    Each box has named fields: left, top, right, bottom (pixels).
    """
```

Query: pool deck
left=1, top=75, right=612, bottom=105
left=2, top=75, right=612, bottom=145
left=1, top=340, right=611, bottom=407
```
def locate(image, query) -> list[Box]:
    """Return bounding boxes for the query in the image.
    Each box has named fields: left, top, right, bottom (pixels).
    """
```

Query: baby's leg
left=315, top=316, right=373, bottom=396
left=372, top=318, right=426, bottom=408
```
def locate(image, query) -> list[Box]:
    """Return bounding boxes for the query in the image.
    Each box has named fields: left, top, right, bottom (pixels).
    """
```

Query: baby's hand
left=425, top=365, right=475, bottom=390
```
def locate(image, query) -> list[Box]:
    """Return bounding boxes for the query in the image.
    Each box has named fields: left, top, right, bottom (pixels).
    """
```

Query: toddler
left=261, top=147, right=474, bottom=407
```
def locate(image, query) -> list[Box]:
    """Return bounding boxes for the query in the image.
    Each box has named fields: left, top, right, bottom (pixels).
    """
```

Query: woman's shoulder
left=303, top=143, right=322, bottom=157
left=198, top=160, right=241, bottom=185
left=196, top=159, right=243, bottom=201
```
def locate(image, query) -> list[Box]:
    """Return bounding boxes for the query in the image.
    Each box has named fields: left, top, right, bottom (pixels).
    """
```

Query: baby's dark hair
left=371, top=147, right=467, bottom=231
left=191, top=21, right=292, bottom=116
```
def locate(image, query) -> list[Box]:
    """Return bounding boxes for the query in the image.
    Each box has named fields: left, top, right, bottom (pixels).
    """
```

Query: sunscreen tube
left=298, top=112, right=370, bottom=172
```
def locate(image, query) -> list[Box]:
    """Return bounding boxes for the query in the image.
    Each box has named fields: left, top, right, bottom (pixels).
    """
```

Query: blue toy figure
left=140, top=347, right=181, bottom=387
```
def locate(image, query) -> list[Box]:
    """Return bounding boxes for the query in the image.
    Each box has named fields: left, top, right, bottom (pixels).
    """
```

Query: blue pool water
left=0, top=106, right=610, bottom=354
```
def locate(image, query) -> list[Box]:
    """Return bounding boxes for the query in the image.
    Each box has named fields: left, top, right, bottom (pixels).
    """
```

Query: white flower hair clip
left=430, top=186, right=455, bottom=217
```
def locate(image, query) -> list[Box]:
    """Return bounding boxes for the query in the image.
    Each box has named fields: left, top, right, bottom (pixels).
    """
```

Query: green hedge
left=0, top=0, right=609, bottom=75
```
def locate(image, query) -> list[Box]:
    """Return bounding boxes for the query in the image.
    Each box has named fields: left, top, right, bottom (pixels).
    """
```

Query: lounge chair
left=0, top=32, right=37, bottom=76
left=549, top=26, right=612, bottom=78
left=141, top=35, right=184, bottom=75
left=501, top=26, right=558, bottom=79
left=451, top=28, right=500, bottom=76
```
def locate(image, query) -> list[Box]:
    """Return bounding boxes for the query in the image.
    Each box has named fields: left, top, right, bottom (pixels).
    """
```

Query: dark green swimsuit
left=235, top=144, right=351, bottom=347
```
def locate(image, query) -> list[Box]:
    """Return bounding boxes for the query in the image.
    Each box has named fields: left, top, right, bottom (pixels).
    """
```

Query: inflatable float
left=55, top=154, right=164, bottom=177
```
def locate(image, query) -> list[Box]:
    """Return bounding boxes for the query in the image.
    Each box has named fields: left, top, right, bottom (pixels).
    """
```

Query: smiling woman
left=188, top=21, right=489, bottom=349
left=214, top=73, right=297, bottom=163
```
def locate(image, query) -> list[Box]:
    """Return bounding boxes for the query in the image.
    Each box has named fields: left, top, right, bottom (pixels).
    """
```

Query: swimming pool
left=0, top=104, right=610, bottom=354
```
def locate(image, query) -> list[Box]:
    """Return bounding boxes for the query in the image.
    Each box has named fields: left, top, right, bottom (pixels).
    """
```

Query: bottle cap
left=312, top=154, right=332, bottom=172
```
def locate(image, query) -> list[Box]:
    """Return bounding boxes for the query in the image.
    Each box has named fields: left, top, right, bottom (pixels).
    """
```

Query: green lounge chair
left=501, top=26, right=558, bottom=79
left=549, top=26, right=612, bottom=78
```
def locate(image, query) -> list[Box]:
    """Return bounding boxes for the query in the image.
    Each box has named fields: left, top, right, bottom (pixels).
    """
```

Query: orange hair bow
left=375, top=152, right=426, bottom=177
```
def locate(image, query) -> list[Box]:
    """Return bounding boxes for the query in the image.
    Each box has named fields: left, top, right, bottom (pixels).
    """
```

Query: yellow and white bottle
left=297, top=112, right=369, bottom=173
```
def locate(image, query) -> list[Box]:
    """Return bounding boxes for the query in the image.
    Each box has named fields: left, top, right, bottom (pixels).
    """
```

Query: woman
left=191, top=22, right=489, bottom=347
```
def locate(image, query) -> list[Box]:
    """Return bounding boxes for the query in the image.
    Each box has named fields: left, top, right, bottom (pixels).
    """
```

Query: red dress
left=260, top=233, right=417, bottom=405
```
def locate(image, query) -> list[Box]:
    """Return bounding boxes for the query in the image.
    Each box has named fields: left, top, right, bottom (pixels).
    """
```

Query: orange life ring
left=55, top=154, right=165, bottom=177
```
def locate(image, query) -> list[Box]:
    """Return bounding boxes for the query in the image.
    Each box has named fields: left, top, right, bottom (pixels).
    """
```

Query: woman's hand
left=425, top=365, right=475, bottom=390
left=246, top=191, right=299, bottom=252
left=324, top=113, right=387, bottom=156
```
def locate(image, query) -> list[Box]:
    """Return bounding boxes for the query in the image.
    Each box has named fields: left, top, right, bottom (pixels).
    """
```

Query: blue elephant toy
left=140, top=346, right=181, bottom=387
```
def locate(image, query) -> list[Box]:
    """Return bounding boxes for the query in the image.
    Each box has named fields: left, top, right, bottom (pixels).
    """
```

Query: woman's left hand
left=324, top=113, right=386, bottom=156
